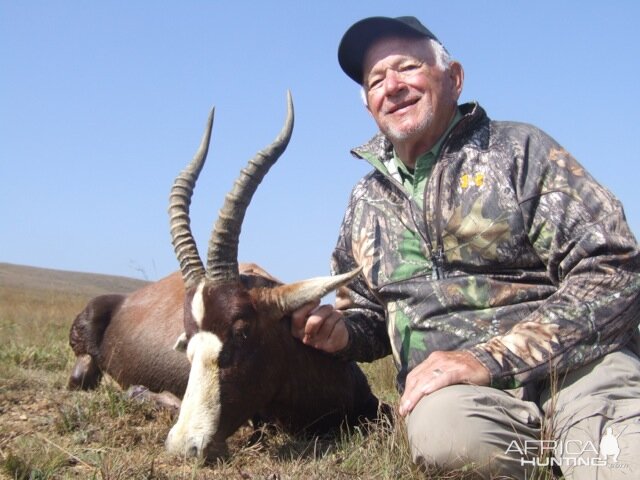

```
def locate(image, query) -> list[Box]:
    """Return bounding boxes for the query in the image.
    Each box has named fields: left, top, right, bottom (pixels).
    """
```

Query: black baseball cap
left=338, top=16, right=442, bottom=85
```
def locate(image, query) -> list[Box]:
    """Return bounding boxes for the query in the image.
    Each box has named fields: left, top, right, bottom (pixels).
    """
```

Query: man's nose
left=384, top=70, right=405, bottom=95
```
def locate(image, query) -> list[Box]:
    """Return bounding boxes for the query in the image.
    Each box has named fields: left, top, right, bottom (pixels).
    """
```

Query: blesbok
left=68, top=92, right=386, bottom=459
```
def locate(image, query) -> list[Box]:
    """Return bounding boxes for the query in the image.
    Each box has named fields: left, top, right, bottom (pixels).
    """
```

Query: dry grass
left=0, top=269, right=427, bottom=479
left=0, top=266, right=558, bottom=479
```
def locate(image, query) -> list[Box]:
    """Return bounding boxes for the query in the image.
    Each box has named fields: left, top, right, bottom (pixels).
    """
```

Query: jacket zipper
left=425, top=108, right=476, bottom=280
left=426, top=164, right=446, bottom=280
left=371, top=139, right=450, bottom=281
left=373, top=171, right=438, bottom=275
left=356, top=106, right=474, bottom=281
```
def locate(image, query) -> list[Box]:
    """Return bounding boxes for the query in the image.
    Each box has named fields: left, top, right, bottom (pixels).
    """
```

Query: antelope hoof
left=165, top=430, right=228, bottom=461
left=68, top=354, right=101, bottom=390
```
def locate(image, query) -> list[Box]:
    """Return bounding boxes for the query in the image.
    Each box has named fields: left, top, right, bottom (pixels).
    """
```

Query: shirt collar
left=389, top=107, right=463, bottom=180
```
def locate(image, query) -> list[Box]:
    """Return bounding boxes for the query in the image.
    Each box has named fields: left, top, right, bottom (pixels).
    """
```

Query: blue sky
left=2, top=1, right=639, bottom=283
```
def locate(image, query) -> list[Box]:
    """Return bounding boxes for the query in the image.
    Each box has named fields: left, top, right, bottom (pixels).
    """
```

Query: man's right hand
left=290, top=301, right=349, bottom=353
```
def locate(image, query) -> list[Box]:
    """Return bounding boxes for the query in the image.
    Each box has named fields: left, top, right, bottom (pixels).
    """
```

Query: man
left=292, top=16, right=640, bottom=479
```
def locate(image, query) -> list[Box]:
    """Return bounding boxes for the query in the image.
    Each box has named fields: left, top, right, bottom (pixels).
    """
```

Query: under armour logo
left=460, top=172, right=484, bottom=189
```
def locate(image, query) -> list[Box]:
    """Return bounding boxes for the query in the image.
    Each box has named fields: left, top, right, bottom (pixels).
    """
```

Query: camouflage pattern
left=332, top=102, right=640, bottom=390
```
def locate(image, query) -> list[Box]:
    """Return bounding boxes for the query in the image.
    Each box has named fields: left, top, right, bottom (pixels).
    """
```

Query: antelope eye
left=232, top=320, right=250, bottom=341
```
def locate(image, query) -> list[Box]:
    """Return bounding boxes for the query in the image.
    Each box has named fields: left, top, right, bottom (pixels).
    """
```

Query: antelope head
left=164, top=92, right=360, bottom=459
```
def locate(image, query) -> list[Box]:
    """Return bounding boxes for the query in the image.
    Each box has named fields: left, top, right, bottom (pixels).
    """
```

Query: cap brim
left=338, top=16, right=435, bottom=85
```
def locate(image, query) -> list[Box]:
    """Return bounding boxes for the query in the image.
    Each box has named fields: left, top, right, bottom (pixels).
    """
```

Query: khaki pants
left=406, top=349, right=640, bottom=479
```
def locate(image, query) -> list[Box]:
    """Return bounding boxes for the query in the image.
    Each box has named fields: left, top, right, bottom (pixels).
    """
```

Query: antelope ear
left=263, top=267, right=362, bottom=316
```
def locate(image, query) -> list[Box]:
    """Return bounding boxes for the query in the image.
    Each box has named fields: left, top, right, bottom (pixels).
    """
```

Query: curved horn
left=168, top=108, right=215, bottom=287
left=205, top=91, right=294, bottom=284
left=263, top=267, right=363, bottom=315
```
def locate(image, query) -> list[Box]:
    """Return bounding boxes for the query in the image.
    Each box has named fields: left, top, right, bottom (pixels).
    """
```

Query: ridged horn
left=168, top=108, right=214, bottom=288
left=205, top=91, right=294, bottom=284
left=264, top=267, right=363, bottom=315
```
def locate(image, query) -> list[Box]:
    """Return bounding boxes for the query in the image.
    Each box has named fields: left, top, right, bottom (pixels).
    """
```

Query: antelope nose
left=187, top=444, right=199, bottom=457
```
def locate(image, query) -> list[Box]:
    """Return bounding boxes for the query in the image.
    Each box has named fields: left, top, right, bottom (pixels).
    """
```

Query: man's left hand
left=398, top=350, right=491, bottom=417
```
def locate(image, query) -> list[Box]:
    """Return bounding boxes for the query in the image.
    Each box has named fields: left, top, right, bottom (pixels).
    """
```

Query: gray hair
left=360, top=38, right=453, bottom=106
left=429, top=39, right=453, bottom=70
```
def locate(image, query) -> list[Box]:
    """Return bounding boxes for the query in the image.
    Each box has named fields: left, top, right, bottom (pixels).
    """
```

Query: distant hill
left=0, top=262, right=149, bottom=298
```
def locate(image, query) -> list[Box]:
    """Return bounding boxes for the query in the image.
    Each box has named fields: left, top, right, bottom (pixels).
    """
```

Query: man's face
left=362, top=36, right=462, bottom=147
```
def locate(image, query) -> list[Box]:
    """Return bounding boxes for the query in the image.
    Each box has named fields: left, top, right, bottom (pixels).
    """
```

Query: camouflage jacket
left=332, top=102, right=640, bottom=390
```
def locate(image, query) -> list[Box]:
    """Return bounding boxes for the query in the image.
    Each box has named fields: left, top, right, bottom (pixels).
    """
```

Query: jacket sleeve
left=468, top=127, right=640, bottom=389
left=330, top=189, right=392, bottom=363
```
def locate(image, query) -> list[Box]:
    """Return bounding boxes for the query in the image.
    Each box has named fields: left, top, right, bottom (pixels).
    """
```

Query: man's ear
left=360, top=87, right=371, bottom=113
left=449, top=61, right=464, bottom=100
left=364, top=95, right=374, bottom=118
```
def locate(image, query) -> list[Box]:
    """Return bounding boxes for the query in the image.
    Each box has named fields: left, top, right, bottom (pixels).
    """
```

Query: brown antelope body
left=68, top=93, right=385, bottom=459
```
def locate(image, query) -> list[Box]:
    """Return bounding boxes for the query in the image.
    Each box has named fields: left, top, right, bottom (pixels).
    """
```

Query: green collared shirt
left=381, top=108, right=463, bottom=279
left=385, top=108, right=463, bottom=204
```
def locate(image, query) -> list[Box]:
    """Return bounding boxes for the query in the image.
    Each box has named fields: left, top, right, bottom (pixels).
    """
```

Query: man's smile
left=385, top=97, right=420, bottom=115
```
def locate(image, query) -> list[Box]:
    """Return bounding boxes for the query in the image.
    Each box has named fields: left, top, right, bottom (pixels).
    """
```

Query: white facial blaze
left=165, top=331, right=223, bottom=457
left=191, top=281, right=206, bottom=328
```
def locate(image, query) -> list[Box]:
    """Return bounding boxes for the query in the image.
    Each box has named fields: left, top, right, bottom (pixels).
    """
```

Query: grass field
left=0, top=263, right=429, bottom=479
left=0, top=263, right=559, bottom=479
